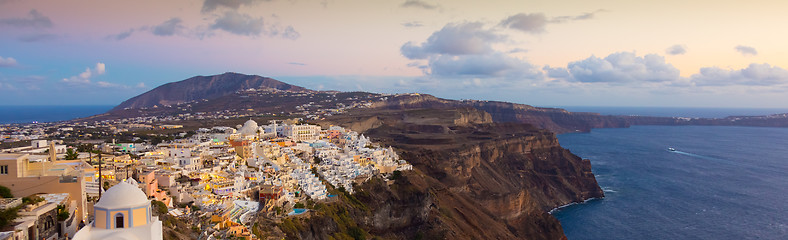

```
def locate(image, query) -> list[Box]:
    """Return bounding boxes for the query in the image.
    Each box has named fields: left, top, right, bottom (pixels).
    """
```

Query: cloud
left=429, top=52, right=541, bottom=79
left=0, top=82, right=13, bottom=90
left=402, top=21, right=424, bottom=28
left=400, top=0, right=439, bottom=10
left=17, top=33, right=57, bottom=42
left=499, top=13, right=548, bottom=34
left=106, top=11, right=298, bottom=40
left=95, top=63, right=106, bottom=74
left=12, top=75, right=45, bottom=83
left=202, top=0, right=268, bottom=13
left=153, top=18, right=184, bottom=36
left=288, top=62, right=306, bottom=66
left=735, top=45, right=757, bottom=56
left=62, top=62, right=106, bottom=84
left=0, top=56, right=18, bottom=67
left=105, top=18, right=183, bottom=40
left=136, top=82, right=146, bottom=88
left=401, top=22, right=503, bottom=59
left=550, top=9, right=605, bottom=23
left=665, top=44, right=687, bottom=55
left=406, top=62, right=427, bottom=69
left=0, top=75, right=42, bottom=91
left=564, top=52, right=681, bottom=83
left=401, top=22, right=541, bottom=81
left=281, top=26, right=300, bottom=40
left=501, top=10, right=604, bottom=34
left=211, top=11, right=265, bottom=36
left=691, top=63, right=788, bottom=86
left=543, top=65, right=570, bottom=79
left=508, top=48, right=528, bottom=53
left=0, top=9, right=52, bottom=28
left=107, top=29, right=135, bottom=41
left=96, top=81, right=114, bottom=88
left=208, top=11, right=298, bottom=39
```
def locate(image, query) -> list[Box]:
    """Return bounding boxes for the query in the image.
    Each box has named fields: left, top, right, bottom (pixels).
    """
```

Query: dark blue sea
left=555, top=125, right=788, bottom=239
left=0, top=105, right=113, bottom=124
left=552, top=106, right=788, bottom=118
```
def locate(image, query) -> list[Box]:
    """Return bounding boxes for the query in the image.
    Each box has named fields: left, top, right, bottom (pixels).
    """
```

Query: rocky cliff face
left=112, top=72, right=311, bottom=111
left=468, top=101, right=630, bottom=133
left=284, top=108, right=603, bottom=239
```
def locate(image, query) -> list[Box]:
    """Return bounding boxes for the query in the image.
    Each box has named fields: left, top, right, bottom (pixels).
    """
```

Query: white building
left=72, top=178, right=163, bottom=240
left=283, top=124, right=321, bottom=142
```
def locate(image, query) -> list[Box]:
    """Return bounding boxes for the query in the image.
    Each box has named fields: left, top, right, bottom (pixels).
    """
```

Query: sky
left=1, top=0, right=787, bottom=107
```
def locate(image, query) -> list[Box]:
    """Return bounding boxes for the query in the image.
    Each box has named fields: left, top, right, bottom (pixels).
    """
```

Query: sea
left=551, top=106, right=788, bottom=118
left=554, top=125, right=788, bottom=239
left=0, top=105, right=114, bottom=124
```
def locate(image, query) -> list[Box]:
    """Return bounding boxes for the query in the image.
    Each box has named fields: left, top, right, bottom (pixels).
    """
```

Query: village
left=0, top=118, right=411, bottom=239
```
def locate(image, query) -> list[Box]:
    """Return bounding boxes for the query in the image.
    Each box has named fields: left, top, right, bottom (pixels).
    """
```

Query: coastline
left=548, top=197, right=601, bottom=215
left=0, top=105, right=114, bottom=124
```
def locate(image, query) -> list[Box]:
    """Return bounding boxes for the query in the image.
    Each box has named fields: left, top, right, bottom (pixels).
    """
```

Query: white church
left=72, top=178, right=163, bottom=240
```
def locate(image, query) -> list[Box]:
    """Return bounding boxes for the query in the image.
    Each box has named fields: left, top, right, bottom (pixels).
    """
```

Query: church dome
left=238, top=119, right=259, bottom=136
left=94, top=179, right=149, bottom=209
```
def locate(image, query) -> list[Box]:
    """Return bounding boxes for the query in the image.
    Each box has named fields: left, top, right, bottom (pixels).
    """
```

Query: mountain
left=111, top=72, right=311, bottom=111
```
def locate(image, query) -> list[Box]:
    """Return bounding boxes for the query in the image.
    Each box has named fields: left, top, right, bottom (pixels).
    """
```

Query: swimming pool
left=288, top=208, right=307, bottom=216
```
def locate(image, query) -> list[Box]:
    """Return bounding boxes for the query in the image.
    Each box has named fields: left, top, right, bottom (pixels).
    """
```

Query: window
left=45, top=216, right=54, bottom=230
left=0, top=165, right=7, bottom=175
left=115, top=213, right=124, bottom=228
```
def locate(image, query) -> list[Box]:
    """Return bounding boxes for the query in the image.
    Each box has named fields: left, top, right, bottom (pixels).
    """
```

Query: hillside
left=111, top=72, right=312, bottom=111
left=270, top=107, right=604, bottom=239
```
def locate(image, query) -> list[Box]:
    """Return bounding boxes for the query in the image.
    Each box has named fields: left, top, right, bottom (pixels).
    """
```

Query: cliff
left=369, top=94, right=788, bottom=132
left=111, top=72, right=311, bottom=111
left=370, top=94, right=630, bottom=133
left=279, top=107, right=603, bottom=239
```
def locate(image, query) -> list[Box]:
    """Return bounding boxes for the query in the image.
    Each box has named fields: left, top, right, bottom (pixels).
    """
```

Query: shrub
left=347, top=226, right=366, bottom=240
left=388, top=170, right=402, bottom=180
left=0, top=185, right=12, bottom=198
left=57, top=205, right=70, bottom=221
left=22, top=196, right=44, bottom=205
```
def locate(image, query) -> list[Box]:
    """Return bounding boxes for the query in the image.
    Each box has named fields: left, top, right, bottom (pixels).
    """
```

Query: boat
left=668, top=147, right=676, bottom=151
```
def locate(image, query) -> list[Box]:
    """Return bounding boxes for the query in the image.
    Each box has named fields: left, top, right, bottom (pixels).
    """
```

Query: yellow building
left=0, top=153, right=88, bottom=224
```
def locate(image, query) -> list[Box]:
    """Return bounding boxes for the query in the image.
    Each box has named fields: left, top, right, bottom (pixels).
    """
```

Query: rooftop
left=94, top=178, right=149, bottom=209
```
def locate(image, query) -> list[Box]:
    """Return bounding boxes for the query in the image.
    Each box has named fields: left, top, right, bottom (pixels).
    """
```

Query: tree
left=65, top=148, right=79, bottom=160
left=0, top=206, right=20, bottom=228
left=0, top=185, right=12, bottom=198
left=151, top=200, right=168, bottom=215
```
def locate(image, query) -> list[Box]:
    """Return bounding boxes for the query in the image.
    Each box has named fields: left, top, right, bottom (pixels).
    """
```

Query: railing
left=66, top=211, right=75, bottom=227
